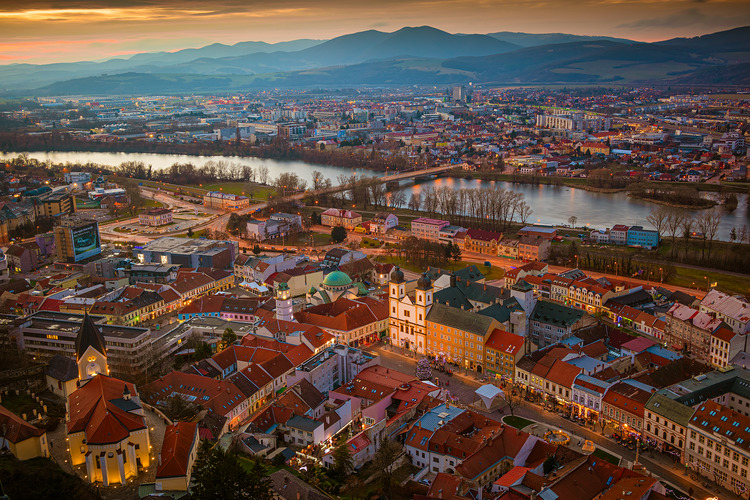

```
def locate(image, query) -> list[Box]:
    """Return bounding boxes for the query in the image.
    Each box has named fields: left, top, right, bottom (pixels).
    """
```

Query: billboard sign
left=72, top=222, right=101, bottom=262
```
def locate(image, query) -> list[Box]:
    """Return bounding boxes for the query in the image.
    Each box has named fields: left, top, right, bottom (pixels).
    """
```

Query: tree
left=258, top=165, right=269, bottom=185
left=416, top=358, right=432, bottom=380
left=161, top=394, right=199, bottom=422
left=518, top=201, right=533, bottom=225
left=366, top=438, right=403, bottom=500
left=221, top=328, right=237, bottom=350
left=331, top=441, right=354, bottom=480
left=449, top=243, right=462, bottom=265
left=192, top=442, right=272, bottom=500
left=187, top=227, right=194, bottom=238
left=310, top=211, right=321, bottom=226
left=680, top=216, right=694, bottom=259
left=568, top=215, right=578, bottom=228
left=503, top=390, right=523, bottom=417
left=665, top=210, right=686, bottom=258
left=252, top=244, right=261, bottom=255
left=646, top=206, right=669, bottom=239
left=311, top=170, right=324, bottom=190
left=730, top=227, right=738, bottom=243
left=331, top=226, right=347, bottom=243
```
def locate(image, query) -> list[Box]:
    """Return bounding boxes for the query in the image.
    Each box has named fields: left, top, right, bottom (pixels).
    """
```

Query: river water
left=3, top=150, right=748, bottom=240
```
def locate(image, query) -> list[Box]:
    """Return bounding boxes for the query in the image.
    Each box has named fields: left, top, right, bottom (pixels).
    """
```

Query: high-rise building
left=54, top=220, right=101, bottom=263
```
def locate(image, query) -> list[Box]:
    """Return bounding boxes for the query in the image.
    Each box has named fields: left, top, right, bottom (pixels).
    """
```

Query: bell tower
left=76, top=312, right=108, bottom=382
left=275, top=282, right=293, bottom=322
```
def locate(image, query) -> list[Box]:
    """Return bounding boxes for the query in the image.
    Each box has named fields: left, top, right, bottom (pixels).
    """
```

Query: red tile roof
left=0, top=405, right=45, bottom=443
left=156, top=422, right=198, bottom=479
left=67, top=375, right=146, bottom=445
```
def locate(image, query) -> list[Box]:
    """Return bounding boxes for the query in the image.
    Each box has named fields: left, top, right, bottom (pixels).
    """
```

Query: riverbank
left=627, top=193, right=718, bottom=209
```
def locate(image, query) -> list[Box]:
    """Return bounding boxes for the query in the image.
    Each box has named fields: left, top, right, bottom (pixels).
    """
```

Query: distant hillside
left=654, top=63, right=750, bottom=85
left=17, top=25, right=750, bottom=95
left=487, top=32, right=634, bottom=47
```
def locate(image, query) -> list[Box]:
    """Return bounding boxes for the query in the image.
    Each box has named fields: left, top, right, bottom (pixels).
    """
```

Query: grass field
left=200, top=182, right=275, bottom=200
left=670, top=265, right=749, bottom=297
left=502, top=415, right=534, bottom=430
left=592, top=448, right=620, bottom=465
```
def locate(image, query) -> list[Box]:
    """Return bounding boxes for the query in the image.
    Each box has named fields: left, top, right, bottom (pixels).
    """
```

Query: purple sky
left=1, top=0, right=749, bottom=64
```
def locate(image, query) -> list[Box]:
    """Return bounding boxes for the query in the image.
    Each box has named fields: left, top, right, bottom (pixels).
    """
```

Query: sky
left=1, top=0, right=749, bottom=64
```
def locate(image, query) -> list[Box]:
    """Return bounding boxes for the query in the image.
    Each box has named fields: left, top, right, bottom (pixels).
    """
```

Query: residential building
left=700, top=289, right=750, bottom=334
left=0, top=405, right=49, bottom=460
left=139, top=208, right=173, bottom=226
left=518, top=237, right=551, bottom=261
left=320, top=208, right=362, bottom=230
left=425, top=302, right=499, bottom=374
left=644, top=392, right=694, bottom=462
left=685, top=401, right=750, bottom=493
left=484, top=328, right=526, bottom=381
left=571, top=374, right=611, bottom=420
left=6, top=243, right=40, bottom=273
left=711, top=327, right=747, bottom=369
left=601, top=381, right=652, bottom=436
left=464, top=228, right=503, bottom=256
left=610, top=225, right=630, bottom=245
left=529, top=300, right=592, bottom=348
left=518, top=226, right=557, bottom=240
left=45, top=354, right=79, bottom=399
left=34, top=190, right=75, bottom=217
left=286, top=344, right=379, bottom=396
left=369, top=212, right=398, bottom=235
left=411, top=217, right=450, bottom=242
left=498, top=238, right=519, bottom=259
left=294, top=297, right=388, bottom=347
left=155, top=422, right=199, bottom=492
left=665, top=303, right=725, bottom=363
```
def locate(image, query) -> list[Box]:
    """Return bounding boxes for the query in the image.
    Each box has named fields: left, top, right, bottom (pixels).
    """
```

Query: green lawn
left=200, top=182, right=275, bottom=200
left=361, top=237, right=383, bottom=248
left=592, top=447, right=620, bottom=465
left=503, top=415, right=534, bottom=430
left=175, top=229, right=207, bottom=239
left=142, top=198, right=164, bottom=208
left=1, top=392, right=43, bottom=417
left=668, top=265, right=749, bottom=297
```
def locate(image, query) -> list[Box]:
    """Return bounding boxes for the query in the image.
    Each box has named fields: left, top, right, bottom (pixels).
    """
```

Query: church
left=306, top=270, right=363, bottom=306
left=66, top=313, right=152, bottom=486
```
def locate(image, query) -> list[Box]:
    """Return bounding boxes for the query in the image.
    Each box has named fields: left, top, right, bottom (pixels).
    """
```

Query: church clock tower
left=75, top=312, right=108, bottom=383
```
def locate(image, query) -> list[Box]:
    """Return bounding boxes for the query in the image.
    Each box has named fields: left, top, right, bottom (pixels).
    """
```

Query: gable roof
left=156, top=421, right=198, bottom=479
left=0, top=405, right=45, bottom=443
left=75, top=311, right=106, bottom=358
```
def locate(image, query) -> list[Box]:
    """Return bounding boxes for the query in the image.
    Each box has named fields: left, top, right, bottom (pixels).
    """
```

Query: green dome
left=323, top=271, right=353, bottom=288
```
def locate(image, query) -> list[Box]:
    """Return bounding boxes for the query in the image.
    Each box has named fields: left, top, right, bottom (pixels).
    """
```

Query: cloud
left=617, top=8, right=717, bottom=29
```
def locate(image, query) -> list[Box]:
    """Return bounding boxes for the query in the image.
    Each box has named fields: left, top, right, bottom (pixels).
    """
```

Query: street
left=368, top=342, right=728, bottom=500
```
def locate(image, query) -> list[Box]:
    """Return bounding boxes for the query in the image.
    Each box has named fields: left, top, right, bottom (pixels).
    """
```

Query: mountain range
left=3, top=25, right=750, bottom=95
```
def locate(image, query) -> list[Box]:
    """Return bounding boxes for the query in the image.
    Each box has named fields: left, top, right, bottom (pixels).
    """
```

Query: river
left=3, top=150, right=748, bottom=240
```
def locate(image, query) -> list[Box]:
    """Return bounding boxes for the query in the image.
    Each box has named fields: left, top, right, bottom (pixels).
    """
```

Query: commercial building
left=34, top=190, right=75, bottom=217
left=203, top=191, right=250, bottom=210
left=139, top=208, right=173, bottom=226
left=134, top=237, right=238, bottom=269
left=463, top=228, right=502, bottom=256
left=483, top=328, right=526, bottom=381
left=644, top=392, right=693, bottom=462
left=54, top=220, right=101, bottom=263
left=627, top=226, right=660, bottom=249
left=369, top=213, right=398, bottom=235
left=18, top=311, right=153, bottom=380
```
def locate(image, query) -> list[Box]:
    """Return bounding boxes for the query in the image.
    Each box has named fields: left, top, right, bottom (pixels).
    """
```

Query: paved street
left=368, top=342, right=736, bottom=500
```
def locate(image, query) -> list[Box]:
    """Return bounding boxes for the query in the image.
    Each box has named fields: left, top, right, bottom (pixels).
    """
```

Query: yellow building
left=66, top=312, right=152, bottom=486
left=155, top=422, right=199, bottom=492
left=484, top=328, right=527, bottom=382
left=0, top=405, right=49, bottom=460
left=424, top=302, right=498, bottom=374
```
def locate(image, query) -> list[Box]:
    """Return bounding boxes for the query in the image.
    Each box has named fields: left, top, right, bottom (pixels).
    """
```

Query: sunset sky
left=2, top=0, right=749, bottom=64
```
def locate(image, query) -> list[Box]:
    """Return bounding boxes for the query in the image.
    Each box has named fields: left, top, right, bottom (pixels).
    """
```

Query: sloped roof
left=75, top=311, right=106, bottom=358
left=426, top=302, right=496, bottom=337
left=46, top=354, right=78, bottom=382
left=156, top=421, right=198, bottom=479
left=0, top=405, right=45, bottom=443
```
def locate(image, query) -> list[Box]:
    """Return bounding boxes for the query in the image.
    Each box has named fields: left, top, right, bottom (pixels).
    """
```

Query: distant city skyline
left=1, top=0, right=749, bottom=64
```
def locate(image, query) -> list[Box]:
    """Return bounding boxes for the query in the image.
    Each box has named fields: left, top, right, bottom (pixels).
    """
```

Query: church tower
left=76, top=312, right=108, bottom=382
left=275, top=282, right=293, bottom=322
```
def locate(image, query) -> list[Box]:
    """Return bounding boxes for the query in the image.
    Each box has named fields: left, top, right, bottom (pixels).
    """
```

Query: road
left=369, top=343, right=725, bottom=500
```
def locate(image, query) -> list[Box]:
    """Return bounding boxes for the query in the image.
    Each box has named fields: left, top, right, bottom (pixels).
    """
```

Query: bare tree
left=407, top=190, right=422, bottom=212
left=665, top=209, right=686, bottom=258
left=390, top=190, right=407, bottom=209
left=258, top=165, right=269, bottom=185
left=519, top=201, right=534, bottom=225
left=680, top=216, right=694, bottom=260
left=568, top=215, right=578, bottom=228
left=646, top=206, right=670, bottom=240
left=504, top=390, right=524, bottom=417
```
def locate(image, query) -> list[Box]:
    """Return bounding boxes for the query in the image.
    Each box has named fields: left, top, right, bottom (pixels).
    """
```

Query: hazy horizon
left=1, top=0, right=749, bottom=65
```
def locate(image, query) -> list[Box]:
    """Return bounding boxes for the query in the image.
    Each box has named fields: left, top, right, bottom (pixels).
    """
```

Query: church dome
left=322, top=271, right=353, bottom=288
left=417, top=273, right=432, bottom=290
left=391, top=266, right=405, bottom=283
